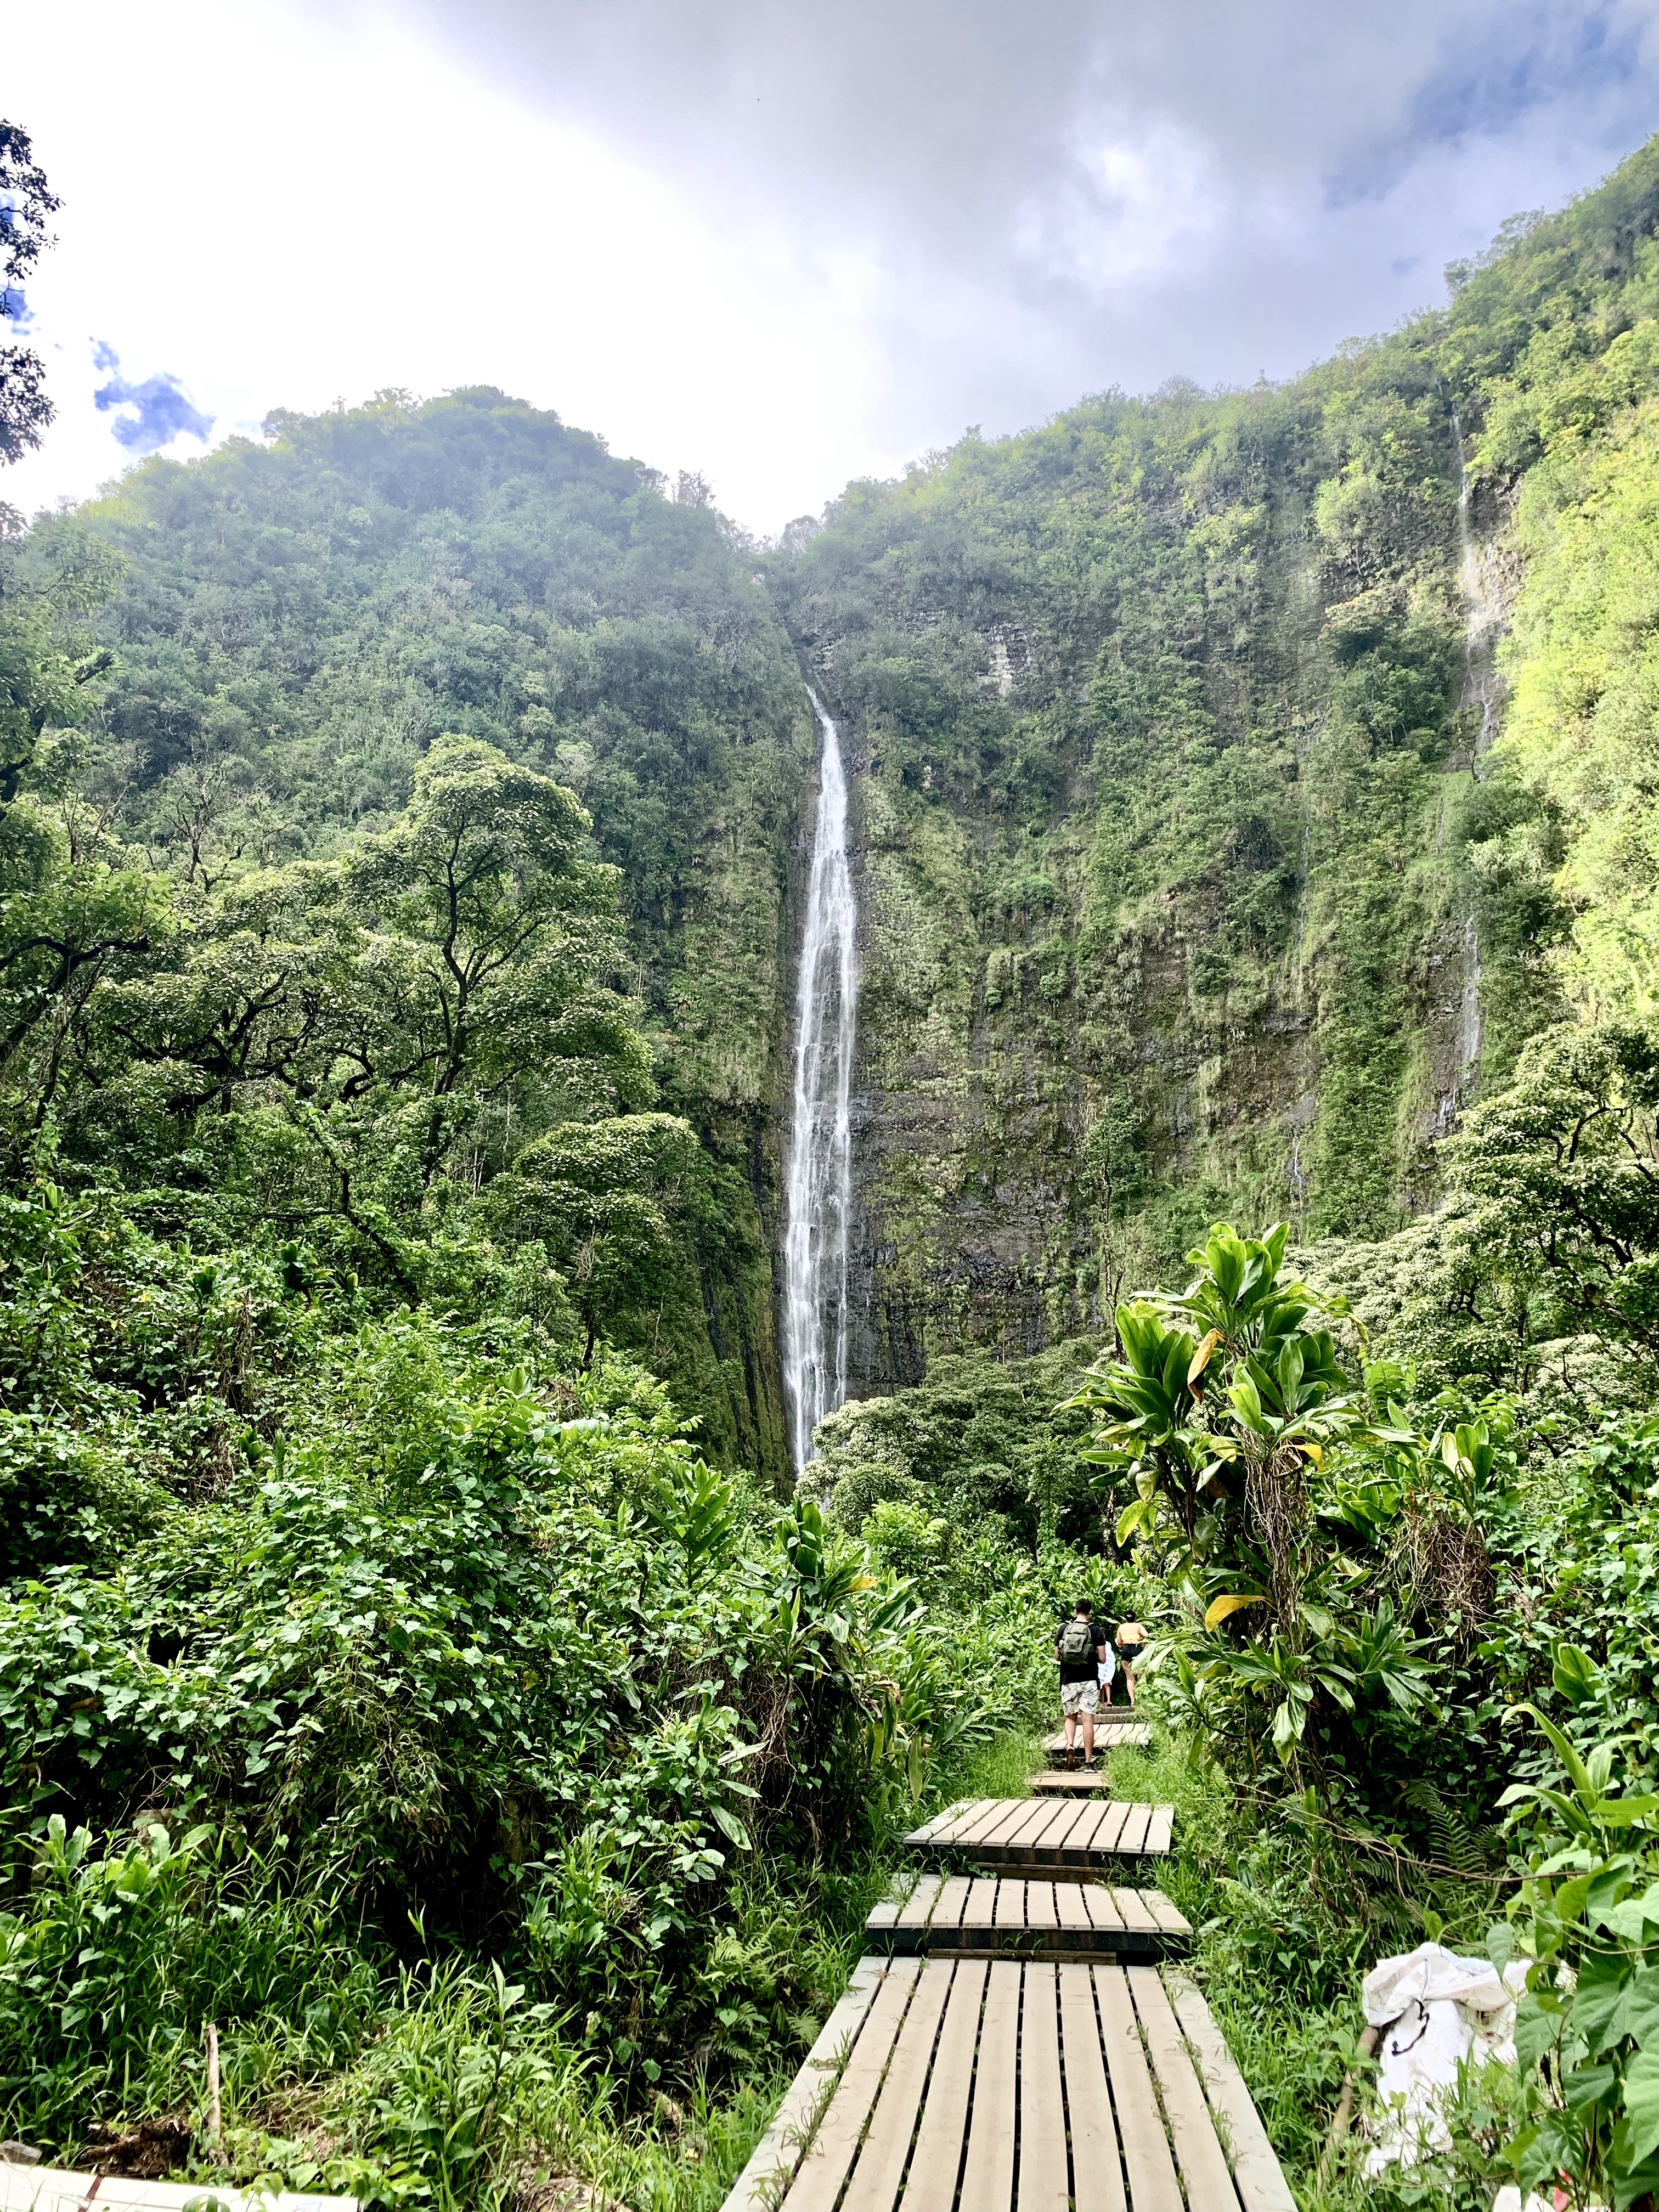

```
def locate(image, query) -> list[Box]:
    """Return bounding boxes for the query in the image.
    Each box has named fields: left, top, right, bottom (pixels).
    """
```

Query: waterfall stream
left=1452, top=410, right=1503, bottom=760
left=782, top=688, right=859, bottom=1469
left=1449, top=410, right=1495, bottom=1102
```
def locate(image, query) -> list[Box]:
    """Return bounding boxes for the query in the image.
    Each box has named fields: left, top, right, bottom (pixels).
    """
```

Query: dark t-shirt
left=1056, top=1618, right=1108, bottom=1684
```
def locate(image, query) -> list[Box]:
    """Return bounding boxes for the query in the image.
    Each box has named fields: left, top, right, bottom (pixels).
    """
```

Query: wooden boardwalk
left=866, top=1875, right=1190, bottom=1960
left=1042, top=1723, right=1149, bottom=1758
left=719, top=1956, right=1295, bottom=2212
left=0, top=2171, right=353, bottom=2212
left=905, top=1797, right=1173, bottom=1869
left=1027, top=1769, right=1109, bottom=1795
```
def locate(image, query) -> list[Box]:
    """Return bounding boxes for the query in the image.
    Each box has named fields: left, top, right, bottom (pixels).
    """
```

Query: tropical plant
left=1486, top=1673, right=1659, bottom=2210
left=1070, top=1223, right=1436, bottom=1779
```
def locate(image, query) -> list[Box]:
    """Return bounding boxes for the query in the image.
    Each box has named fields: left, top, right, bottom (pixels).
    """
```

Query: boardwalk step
left=1028, top=1768, right=1109, bottom=1793
left=904, top=1795, right=1173, bottom=1869
left=718, top=1956, right=1295, bottom=2212
left=1043, top=1722, right=1149, bottom=1761
left=0, top=2171, right=356, bottom=2212
left=867, top=1875, right=1189, bottom=1960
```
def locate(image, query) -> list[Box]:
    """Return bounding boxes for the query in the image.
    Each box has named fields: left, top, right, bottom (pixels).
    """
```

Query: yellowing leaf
left=1204, top=1593, right=1265, bottom=1630
left=1187, top=1327, right=1223, bottom=1391
left=1302, top=1441, right=1324, bottom=1470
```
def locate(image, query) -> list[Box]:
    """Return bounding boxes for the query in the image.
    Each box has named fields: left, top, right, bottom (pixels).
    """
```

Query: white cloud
left=1017, top=122, right=1228, bottom=294
left=4, top=0, right=1659, bottom=533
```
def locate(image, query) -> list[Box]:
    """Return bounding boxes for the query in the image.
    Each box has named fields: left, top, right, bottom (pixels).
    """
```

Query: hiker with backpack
left=1055, top=1599, right=1109, bottom=1770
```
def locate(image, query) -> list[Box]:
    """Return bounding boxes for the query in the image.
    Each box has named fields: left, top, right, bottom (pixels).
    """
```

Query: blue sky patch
left=92, top=341, right=215, bottom=454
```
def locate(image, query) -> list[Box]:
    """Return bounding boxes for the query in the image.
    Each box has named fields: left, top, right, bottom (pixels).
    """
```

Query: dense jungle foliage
left=4, top=391, right=815, bottom=1475
left=10, top=119, right=1659, bottom=2212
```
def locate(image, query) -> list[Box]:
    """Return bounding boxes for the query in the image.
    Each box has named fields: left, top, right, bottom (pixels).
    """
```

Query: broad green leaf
left=1563, top=2059, right=1618, bottom=2111
left=1623, top=2047, right=1659, bottom=2168
left=1552, top=1644, right=1599, bottom=1706
left=1514, top=1991, right=1560, bottom=2074
left=1610, top=1967, right=1659, bottom=2050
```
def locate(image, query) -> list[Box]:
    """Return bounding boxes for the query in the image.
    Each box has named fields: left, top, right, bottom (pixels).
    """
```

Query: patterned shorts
left=1060, top=1680, right=1099, bottom=1716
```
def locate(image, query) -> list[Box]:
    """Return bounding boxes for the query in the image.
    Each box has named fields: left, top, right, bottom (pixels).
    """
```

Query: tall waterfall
left=1452, top=410, right=1503, bottom=759
left=782, top=689, right=859, bottom=1470
left=1449, top=410, right=1497, bottom=1102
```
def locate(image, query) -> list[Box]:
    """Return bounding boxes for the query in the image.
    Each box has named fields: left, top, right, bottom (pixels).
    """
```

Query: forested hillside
left=10, top=391, right=814, bottom=1470
left=774, top=137, right=1659, bottom=1393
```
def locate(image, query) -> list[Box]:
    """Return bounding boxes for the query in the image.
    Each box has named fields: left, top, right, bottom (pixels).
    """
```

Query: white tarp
left=1362, top=1941, right=1530, bottom=2175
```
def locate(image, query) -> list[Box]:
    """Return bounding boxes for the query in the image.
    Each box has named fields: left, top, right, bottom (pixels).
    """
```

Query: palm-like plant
left=1069, top=1222, right=1437, bottom=1775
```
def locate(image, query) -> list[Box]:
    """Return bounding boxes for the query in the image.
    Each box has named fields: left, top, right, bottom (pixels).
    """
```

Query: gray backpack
left=1058, top=1617, right=1094, bottom=1663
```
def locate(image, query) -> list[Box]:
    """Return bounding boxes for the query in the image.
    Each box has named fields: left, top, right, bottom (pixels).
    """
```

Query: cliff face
left=768, top=141, right=1659, bottom=1400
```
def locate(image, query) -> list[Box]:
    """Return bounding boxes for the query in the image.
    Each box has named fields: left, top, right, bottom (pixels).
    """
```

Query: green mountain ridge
left=14, top=138, right=1659, bottom=1466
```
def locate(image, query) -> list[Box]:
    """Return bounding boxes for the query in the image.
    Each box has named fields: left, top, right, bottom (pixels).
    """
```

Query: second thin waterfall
left=782, top=689, right=859, bottom=1470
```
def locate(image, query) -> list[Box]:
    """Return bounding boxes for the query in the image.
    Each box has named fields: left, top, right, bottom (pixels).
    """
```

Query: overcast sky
left=6, top=0, right=1659, bottom=535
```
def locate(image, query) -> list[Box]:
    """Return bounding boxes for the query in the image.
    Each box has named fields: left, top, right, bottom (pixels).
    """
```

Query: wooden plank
left=1008, top=1799, right=1064, bottom=1846
left=1111, top=1888, right=1158, bottom=1934
left=1042, top=1725, right=1150, bottom=1759
left=1082, top=1886, right=1125, bottom=1933
left=928, top=1802, right=995, bottom=1849
left=867, top=1885, right=903, bottom=1931
left=898, top=1874, right=946, bottom=1930
left=1079, top=1796, right=1132, bottom=1849
left=1017, top=1964, right=1069, bottom=2212
left=1000, top=1799, right=1062, bottom=1853
left=1129, top=1966, right=1238, bottom=2210
left=909, top=1800, right=984, bottom=1846
left=1143, top=1807, right=1173, bottom=1857
left=994, top=1879, right=1028, bottom=1929
left=1058, top=1965, right=1128, bottom=2212
left=966, top=1876, right=1000, bottom=1927
left=1116, top=1805, right=1152, bottom=1857
left=847, top=1956, right=957, bottom=2212
left=1035, top=1799, right=1087, bottom=1855
left=720, top=1955, right=889, bottom=2212
left=949, top=1799, right=1018, bottom=1847
left=1054, top=1882, right=1093, bottom=1933
left=1038, top=1796, right=1104, bottom=1856
left=1087, top=1802, right=1131, bottom=1857
left=1026, top=1883, right=1059, bottom=1931
left=1093, top=1965, right=1183, bottom=2212
left=0, top=2179, right=354, bottom=2212
left=1165, top=1974, right=1298, bottom=2212
left=902, top=1959, right=988, bottom=2212
left=933, top=1875, right=972, bottom=1931
left=1049, top=1797, right=1099, bottom=1848
left=1028, top=1769, right=1109, bottom=1795
left=1146, top=1893, right=1192, bottom=1938
left=958, top=1961, right=1020, bottom=2212
left=963, top=1799, right=1036, bottom=1848
left=783, top=1958, right=922, bottom=2212
left=1068, top=1795, right=1124, bottom=1849
left=934, top=1800, right=1007, bottom=1848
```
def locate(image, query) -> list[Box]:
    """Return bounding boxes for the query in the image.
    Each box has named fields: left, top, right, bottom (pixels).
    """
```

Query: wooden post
left=204, top=2021, right=222, bottom=2157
